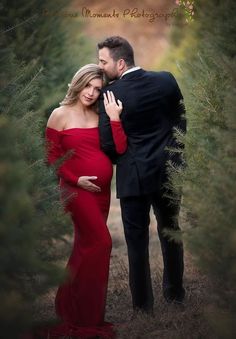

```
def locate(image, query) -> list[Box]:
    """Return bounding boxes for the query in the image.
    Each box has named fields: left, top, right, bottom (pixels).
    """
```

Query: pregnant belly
left=72, top=154, right=113, bottom=188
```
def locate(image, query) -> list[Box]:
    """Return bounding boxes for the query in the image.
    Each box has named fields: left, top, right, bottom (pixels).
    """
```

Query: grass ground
left=36, top=189, right=214, bottom=338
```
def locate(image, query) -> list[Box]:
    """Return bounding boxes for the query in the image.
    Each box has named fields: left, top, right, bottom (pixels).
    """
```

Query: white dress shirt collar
left=120, top=66, right=141, bottom=78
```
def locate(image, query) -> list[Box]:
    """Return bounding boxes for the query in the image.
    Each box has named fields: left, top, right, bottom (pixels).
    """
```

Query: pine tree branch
left=5, top=67, right=43, bottom=115
left=0, top=14, right=38, bottom=35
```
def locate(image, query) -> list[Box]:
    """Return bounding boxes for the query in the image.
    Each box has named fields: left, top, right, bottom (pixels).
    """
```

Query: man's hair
left=97, top=36, right=135, bottom=67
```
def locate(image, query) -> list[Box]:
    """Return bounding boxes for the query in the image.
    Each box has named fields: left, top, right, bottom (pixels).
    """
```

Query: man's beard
left=104, top=72, right=119, bottom=84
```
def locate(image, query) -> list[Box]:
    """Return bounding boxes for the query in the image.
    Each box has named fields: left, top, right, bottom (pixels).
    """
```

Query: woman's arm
left=45, top=127, right=78, bottom=185
left=103, top=91, right=127, bottom=154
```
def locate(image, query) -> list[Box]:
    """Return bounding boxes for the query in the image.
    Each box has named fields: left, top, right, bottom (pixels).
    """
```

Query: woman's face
left=78, top=78, right=102, bottom=107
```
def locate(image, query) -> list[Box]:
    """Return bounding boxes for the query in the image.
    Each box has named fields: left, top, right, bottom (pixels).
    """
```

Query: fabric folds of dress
left=38, top=124, right=127, bottom=339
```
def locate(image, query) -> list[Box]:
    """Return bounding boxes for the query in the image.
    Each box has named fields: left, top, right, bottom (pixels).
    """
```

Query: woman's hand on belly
left=77, top=176, right=101, bottom=192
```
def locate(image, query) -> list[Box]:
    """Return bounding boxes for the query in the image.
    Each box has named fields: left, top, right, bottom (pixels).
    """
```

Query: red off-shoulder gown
left=43, top=121, right=127, bottom=338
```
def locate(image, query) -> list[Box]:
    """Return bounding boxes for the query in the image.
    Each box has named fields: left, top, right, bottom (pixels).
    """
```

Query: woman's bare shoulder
left=49, top=106, right=68, bottom=119
left=47, top=106, right=68, bottom=130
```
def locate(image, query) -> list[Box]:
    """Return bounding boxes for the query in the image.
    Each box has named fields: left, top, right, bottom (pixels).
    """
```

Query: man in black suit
left=97, top=36, right=186, bottom=314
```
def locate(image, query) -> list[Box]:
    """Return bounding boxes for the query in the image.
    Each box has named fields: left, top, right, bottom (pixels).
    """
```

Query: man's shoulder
left=101, top=71, right=177, bottom=93
left=147, top=71, right=179, bottom=89
left=101, top=79, right=125, bottom=94
left=146, top=70, right=174, bottom=79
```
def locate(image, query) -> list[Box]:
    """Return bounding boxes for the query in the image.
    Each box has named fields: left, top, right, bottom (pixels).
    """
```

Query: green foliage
left=0, top=0, right=94, bottom=336
left=0, top=0, right=94, bottom=111
left=164, top=0, right=236, bottom=337
left=0, top=45, right=65, bottom=338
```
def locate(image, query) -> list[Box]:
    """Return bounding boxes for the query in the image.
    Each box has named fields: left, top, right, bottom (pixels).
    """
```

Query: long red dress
left=44, top=121, right=127, bottom=338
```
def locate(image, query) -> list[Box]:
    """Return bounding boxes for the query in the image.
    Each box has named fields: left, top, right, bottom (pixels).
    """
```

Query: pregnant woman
left=45, top=64, right=127, bottom=338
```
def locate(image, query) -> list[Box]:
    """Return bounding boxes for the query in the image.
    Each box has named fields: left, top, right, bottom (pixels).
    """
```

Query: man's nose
left=98, top=61, right=104, bottom=69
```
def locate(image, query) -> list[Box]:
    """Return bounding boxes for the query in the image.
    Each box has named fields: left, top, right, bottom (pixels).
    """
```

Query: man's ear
left=117, top=59, right=126, bottom=72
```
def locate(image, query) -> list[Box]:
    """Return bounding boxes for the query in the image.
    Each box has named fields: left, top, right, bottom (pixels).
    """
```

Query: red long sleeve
left=110, top=120, right=127, bottom=154
left=45, top=127, right=78, bottom=185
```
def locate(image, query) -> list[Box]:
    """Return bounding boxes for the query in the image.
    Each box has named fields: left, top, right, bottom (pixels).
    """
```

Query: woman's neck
left=72, top=100, right=94, bottom=116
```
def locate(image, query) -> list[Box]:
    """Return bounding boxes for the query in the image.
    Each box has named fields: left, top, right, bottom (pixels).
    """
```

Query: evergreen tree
left=165, top=0, right=236, bottom=337
left=0, top=1, right=93, bottom=337
left=1, top=0, right=93, bottom=110
left=0, top=41, right=63, bottom=339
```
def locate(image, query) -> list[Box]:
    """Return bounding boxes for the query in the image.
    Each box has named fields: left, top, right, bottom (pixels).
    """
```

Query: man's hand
left=77, top=176, right=101, bottom=192
left=103, top=90, right=123, bottom=121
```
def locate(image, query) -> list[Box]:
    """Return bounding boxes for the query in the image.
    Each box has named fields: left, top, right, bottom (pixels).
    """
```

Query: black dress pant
left=120, top=188, right=184, bottom=312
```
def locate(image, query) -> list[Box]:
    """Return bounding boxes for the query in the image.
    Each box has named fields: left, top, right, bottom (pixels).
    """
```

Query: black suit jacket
left=98, top=69, right=186, bottom=198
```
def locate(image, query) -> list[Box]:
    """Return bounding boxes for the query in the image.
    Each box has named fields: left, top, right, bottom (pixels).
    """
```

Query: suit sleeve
left=45, top=127, right=78, bottom=185
left=166, top=73, right=187, bottom=168
left=168, top=72, right=186, bottom=135
left=98, top=92, right=119, bottom=163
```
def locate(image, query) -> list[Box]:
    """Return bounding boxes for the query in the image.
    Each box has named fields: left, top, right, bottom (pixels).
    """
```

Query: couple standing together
left=45, top=36, right=186, bottom=338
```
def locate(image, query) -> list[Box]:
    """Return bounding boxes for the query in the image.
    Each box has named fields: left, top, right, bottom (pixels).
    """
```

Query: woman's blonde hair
left=60, top=64, right=104, bottom=106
